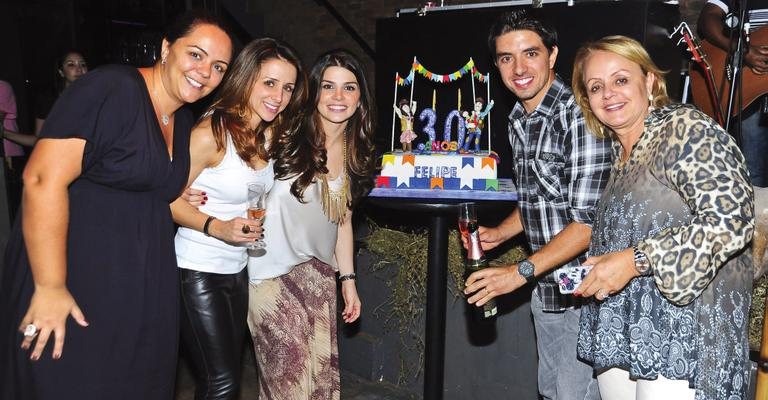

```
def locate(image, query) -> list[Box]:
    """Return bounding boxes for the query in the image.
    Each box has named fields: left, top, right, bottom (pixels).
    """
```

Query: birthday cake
left=377, top=152, right=497, bottom=190
left=376, top=57, right=498, bottom=191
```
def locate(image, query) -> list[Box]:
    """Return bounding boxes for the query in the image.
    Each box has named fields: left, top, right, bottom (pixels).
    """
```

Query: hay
left=750, top=275, right=768, bottom=351
left=364, top=220, right=527, bottom=382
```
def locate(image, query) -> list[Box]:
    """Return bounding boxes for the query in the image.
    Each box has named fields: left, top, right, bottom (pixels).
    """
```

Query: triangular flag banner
left=401, top=154, right=415, bottom=166
left=382, top=154, right=395, bottom=166
left=430, top=178, right=444, bottom=189
left=399, top=58, right=489, bottom=86
left=481, top=157, right=495, bottom=170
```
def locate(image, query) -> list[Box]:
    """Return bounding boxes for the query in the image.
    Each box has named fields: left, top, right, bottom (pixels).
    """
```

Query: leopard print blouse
left=578, top=103, right=754, bottom=399
left=635, top=104, right=754, bottom=305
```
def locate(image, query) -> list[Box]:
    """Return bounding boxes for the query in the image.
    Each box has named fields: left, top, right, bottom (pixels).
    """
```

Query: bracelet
left=338, top=273, right=356, bottom=282
left=203, top=216, right=216, bottom=237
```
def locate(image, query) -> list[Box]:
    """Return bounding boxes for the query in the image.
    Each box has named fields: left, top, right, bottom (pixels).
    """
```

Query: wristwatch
left=517, top=259, right=536, bottom=284
left=633, top=245, right=651, bottom=275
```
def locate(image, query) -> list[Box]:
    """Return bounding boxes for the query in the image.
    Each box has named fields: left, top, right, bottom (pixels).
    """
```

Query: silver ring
left=597, top=289, right=609, bottom=300
left=23, top=324, right=38, bottom=338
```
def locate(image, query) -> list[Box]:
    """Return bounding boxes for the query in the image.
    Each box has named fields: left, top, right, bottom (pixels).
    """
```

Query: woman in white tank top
left=169, top=38, right=307, bottom=400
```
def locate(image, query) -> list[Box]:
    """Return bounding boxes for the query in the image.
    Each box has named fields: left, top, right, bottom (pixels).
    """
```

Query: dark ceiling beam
left=314, top=0, right=375, bottom=59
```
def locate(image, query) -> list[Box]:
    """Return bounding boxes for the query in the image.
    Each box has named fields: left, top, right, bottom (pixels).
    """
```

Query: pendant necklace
left=150, top=68, right=170, bottom=126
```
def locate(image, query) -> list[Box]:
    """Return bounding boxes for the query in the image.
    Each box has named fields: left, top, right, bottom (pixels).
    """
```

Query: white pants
left=597, top=368, right=696, bottom=400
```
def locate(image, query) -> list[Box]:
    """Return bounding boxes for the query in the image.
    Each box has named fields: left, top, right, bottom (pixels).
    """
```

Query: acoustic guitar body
left=689, top=28, right=768, bottom=119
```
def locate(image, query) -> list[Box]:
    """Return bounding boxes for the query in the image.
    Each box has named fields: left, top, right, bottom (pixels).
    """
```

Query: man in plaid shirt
left=464, top=11, right=611, bottom=400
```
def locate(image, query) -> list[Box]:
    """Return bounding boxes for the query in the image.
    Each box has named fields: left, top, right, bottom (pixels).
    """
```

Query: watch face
left=518, top=260, right=534, bottom=277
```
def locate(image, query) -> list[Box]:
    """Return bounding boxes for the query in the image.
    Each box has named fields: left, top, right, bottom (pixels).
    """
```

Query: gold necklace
left=320, top=133, right=351, bottom=224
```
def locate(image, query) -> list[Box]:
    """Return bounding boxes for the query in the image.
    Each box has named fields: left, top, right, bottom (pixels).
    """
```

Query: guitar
left=689, top=26, right=768, bottom=120
left=672, top=23, right=725, bottom=126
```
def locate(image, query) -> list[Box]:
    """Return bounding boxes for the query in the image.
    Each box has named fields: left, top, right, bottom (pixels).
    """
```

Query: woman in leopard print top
left=570, top=36, right=754, bottom=400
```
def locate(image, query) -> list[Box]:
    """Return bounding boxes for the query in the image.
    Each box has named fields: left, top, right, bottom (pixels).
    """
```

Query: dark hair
left=164, top=9, right=232, bottom=47
left=54, top=49, right=87, bottom=93
left=487, top=10, right=558, bottom=56
left=273, top=49, right=376, bottom=207
left=206, top=38, right=307, bottom=165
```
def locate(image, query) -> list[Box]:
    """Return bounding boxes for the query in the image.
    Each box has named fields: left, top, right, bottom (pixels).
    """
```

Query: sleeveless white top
left=247, top=174, right=343, bottom=283
left=175, top=134, right=274, bottom=274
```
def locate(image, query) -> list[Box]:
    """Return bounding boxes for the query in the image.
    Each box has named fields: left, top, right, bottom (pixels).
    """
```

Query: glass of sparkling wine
left=246, top=182, right=266, bottom=249
left=458, top=202, right=477, bottom=240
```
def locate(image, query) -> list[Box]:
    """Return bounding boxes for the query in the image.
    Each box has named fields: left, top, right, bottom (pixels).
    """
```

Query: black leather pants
left=180, top=268, right=249, bottom=400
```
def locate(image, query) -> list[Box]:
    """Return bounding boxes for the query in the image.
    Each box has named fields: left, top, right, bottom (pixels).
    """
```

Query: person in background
left=0, top=80, right=37, bottom=220
left=170, top=38, right=306, bottom=400
left=248, top=49, right=374, bottom=399
left=35, top=50, right=88, bottom=135
left=698, top=0, right=768, bottom=187
left=571, top=35, right=753, bottom=400
left=463, top=10, right=611, bottom=400
left=0, top=10, right=233, bottom=400
left=0, top=81, right=36, bottom=148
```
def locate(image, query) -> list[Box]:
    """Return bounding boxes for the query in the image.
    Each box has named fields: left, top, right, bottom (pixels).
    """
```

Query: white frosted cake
left=381, top=57, right=499, bottom=190
left=376, top=151, right=498, bottom=191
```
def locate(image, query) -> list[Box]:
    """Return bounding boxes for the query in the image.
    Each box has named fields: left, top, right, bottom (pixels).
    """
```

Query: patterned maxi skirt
left=247, top=259, right=340, bottom=400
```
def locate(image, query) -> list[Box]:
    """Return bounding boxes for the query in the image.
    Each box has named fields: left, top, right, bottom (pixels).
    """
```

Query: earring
left=237, top=107, right=247, bottom=119
left=161, top=58, right=167, bottom=65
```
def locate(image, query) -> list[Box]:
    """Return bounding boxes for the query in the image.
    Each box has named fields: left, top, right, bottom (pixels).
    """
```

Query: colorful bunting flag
left=396, top=58, right=489, bottom=87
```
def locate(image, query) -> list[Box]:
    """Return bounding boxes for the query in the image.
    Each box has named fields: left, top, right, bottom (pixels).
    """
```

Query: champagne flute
left=246, top=182, right=266, bottom=249
left=458, top=202, right=477, bottom=241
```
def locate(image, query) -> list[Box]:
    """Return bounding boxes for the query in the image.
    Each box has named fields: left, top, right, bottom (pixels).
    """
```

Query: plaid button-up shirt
left=508, top=76, right=612, bottom=311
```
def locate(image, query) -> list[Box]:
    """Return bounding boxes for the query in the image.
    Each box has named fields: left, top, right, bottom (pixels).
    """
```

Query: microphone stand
left=725, top=0, right=748, bottom=148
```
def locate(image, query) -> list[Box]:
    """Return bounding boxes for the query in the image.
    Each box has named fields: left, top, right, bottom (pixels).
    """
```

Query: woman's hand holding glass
left=246, top=182, right=266, bottom=249
left=182, top=186, right=262, bottom=244
left=207, top=216, right=262, bottom=245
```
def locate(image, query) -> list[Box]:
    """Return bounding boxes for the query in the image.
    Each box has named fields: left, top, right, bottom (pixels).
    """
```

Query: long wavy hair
left=273, top=49, right=376, bottom=207
left=206, top=38, right=307, bottom=164
left=572, top=35, right=671, bottom=139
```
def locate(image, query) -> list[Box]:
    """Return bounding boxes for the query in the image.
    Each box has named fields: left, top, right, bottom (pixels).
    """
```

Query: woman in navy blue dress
left=0, top=11, right=232, bottom=400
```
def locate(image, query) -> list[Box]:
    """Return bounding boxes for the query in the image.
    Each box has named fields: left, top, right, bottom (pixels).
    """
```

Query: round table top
left=366, top=196, right=515, bottom=216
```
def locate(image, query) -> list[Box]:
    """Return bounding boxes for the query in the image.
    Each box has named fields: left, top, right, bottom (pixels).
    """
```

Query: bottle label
left=483, top=304, right=498, bottom=318
left=466, top=222, right=486, bottom=262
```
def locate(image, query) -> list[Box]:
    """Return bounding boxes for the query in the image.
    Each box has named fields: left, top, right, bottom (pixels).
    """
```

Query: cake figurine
left=393, top=99, right=417, bottom=152
left=379, top=58, right=498, bottom=191
left=461, top=97, right=494, bottom=153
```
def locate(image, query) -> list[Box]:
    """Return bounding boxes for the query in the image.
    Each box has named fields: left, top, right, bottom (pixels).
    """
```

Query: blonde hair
left=571, top=35, right=671, bottom=139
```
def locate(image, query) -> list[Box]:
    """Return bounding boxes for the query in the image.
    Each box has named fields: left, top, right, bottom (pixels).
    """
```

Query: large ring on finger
left=597, top=289, right=609, bottom=300
left=242, top=224, right=251, bottom=234
left=23, top=324, right=38, bottom=338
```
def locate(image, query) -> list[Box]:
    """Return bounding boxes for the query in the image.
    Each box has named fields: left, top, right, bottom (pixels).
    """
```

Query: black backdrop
left=375, top=1, right=682, bottom=178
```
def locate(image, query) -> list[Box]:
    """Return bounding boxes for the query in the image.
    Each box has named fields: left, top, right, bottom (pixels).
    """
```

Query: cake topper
left=391, top=57, right=492, bottom=153
left=393, top=99, right=417, bottom=152
left=461, top=97, right=494, bottom=152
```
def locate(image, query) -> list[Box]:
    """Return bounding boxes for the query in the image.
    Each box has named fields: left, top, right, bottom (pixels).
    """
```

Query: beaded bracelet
left=203, top=216, right=216, bottom=237
left=338, top=273, right=356, bottom=282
